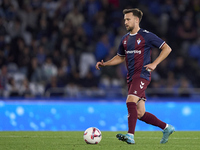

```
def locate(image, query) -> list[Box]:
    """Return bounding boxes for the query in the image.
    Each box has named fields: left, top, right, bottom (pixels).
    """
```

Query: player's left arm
left=144, top=43, right=172, bottom=71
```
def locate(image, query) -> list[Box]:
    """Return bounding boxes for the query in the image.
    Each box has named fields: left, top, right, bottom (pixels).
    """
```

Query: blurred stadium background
left=0, top=0, right=200, bottom=131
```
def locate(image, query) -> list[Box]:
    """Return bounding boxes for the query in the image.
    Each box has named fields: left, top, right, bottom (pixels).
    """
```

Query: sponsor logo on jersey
left=125, top=50, right=141, bottom=54
left=137, top=38, right=141, bottom=45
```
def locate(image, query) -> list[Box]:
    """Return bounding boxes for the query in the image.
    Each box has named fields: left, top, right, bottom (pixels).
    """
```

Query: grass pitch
left=0, top=131, right=199, bottom=150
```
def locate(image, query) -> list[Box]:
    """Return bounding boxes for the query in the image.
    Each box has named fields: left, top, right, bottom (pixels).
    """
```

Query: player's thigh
left=126, top=95, right=140, bottom=103
left=137, top=100, right=146, bottom=119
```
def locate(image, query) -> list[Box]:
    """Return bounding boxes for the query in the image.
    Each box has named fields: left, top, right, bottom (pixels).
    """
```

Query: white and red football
left=83, top=127, right=102, bottom=144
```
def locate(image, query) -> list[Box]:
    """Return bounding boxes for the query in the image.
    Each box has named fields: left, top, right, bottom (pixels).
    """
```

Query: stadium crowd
left=0, top=0, right=200, bottom=98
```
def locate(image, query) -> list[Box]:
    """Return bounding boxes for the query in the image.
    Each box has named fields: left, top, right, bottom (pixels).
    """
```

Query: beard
left=126, top=25, right=134, bottom=32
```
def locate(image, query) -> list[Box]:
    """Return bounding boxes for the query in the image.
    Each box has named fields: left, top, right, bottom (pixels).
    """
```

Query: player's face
left=124, top=13, right=138, bottom=32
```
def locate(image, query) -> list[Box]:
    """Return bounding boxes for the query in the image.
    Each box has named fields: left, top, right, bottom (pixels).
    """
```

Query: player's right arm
left=95, top=55, right=125, bottom=70
left=96, top=35, right=127, bottom=70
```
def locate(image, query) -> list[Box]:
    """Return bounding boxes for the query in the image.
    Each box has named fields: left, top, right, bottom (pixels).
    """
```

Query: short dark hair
left=123, top=8, right=143, bottom=22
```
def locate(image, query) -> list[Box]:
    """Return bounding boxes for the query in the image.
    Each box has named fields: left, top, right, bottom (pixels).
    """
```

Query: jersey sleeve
left=117, top=39, right=125, bottom=56
left=148, top=32, right=165, bottom=49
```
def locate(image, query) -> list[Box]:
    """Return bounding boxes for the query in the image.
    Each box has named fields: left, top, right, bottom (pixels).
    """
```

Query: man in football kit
left=95, top=8, right=175, bottom=144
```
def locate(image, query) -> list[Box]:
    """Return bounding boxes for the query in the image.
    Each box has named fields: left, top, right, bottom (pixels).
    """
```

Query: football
left=83, top=127, right=102, bottom=144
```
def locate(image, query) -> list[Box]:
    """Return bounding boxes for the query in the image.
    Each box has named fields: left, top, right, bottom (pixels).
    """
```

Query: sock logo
left=140, top=81, right=144, bottom=89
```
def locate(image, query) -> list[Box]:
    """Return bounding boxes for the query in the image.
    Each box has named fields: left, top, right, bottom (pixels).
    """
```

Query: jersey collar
left=129, top=32, right=137, bottom=36
left=129, top=28, right=142, bottom=36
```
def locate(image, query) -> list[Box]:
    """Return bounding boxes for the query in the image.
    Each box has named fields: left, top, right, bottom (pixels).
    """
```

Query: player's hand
left=95, top=60, right=105, bottom=70
left=144, top=63, right=157, bottom=72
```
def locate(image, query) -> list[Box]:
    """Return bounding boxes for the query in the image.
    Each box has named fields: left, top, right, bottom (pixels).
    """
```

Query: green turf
left=0, top=131, right=199, bottom=150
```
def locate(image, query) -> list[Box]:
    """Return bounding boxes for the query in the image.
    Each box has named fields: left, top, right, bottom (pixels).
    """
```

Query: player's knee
left=137, top=110, right=145, bottom=119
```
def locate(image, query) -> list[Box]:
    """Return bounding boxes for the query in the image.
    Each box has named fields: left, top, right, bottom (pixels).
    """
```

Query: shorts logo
left=140, top=81, right=144, bottom=89
left=134, top=91, right=137, bottom=94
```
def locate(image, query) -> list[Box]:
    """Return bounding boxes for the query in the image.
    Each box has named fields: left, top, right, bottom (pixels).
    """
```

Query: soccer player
left=95, top=8, right=175, bottom=144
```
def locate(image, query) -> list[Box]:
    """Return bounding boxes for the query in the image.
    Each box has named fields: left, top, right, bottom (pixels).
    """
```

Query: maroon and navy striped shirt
left=117, top=28, right=165, bottom=83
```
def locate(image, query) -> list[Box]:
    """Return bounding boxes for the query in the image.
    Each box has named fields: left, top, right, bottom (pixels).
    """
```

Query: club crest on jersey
left=123, top=40, right=127, bottom=45
left=137, top=38, right=141, bottom=45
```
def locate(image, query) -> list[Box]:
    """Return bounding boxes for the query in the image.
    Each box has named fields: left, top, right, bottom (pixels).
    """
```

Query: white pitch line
left=0, top=136, right=199, bottom=140
left=104, top=137, right=200, bottom=140
left=136, top=137, right=199, bottom=140
left=0, top=135, right=70, bottom=138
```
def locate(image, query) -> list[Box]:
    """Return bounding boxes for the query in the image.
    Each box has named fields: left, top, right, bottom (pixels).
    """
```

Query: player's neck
left=130, top=27, right=140, bottom=35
